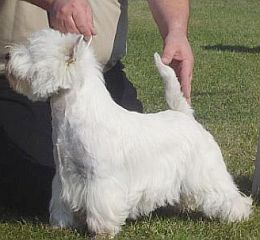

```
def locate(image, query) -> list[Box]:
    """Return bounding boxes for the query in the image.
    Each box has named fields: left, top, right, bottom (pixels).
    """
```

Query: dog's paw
left=49, top=211, right=75, bottom=229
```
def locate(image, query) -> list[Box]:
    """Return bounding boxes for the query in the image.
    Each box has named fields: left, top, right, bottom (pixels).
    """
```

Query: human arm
left=23, top=0, right=95, bottom=36
left=148, top=0, right=194, bottom=103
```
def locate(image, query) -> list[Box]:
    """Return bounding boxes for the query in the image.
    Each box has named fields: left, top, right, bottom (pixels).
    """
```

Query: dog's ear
left=66, top=35, right=85, bottom=66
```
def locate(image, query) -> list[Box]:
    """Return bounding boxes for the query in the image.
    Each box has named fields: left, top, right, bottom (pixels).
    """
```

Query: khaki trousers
left=0, top=0, right=128, bottom=71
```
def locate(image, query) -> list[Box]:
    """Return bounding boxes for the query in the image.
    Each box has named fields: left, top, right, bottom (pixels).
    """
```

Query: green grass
left=1, top=0, right=259, bottom=239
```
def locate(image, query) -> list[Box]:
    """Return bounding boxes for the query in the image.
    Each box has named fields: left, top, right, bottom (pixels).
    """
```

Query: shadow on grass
left=202, top=44, right=260, bottom=54
left=153, top=206, right=206, bottom=222
left=192, top=90, right=236, bottom=99
left=235, top=175, right=253, bottom=196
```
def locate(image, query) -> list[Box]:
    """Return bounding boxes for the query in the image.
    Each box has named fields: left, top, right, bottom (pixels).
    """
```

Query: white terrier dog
left=6, top=29, right=252, bottom=236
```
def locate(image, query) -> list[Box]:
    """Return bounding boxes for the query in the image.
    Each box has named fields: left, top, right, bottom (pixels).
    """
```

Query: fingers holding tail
left=154, top=52, right=194, bottom=118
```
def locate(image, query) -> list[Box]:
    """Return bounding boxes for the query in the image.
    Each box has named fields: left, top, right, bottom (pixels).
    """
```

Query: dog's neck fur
left=50, top=50, right=122, bottom=141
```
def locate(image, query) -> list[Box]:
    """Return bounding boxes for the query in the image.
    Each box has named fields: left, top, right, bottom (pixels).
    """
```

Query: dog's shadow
left=151, top=205, right=205, bottom=222
left=234, top=175, right=252, bottom=196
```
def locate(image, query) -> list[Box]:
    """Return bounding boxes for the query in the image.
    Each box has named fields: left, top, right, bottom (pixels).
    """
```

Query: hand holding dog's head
left=5, top=29, right=89, bottom=101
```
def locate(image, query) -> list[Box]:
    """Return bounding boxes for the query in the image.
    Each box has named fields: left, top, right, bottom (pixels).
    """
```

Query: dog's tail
left=154, top=53, right=194, bottom=118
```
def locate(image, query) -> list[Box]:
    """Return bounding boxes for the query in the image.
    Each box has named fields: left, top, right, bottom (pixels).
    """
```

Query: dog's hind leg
left=182, top=166, right=252, bottom=222
left=199, top=174, right=252, bottom=222
left=154, top=52, right=194, bottom=118
left=85, top=178, right=129, bottom=236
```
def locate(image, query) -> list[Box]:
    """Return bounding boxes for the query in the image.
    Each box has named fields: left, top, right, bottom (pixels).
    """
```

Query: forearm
left=148, top=0, right=190, bottom=38
left=22, top=0, right=54, bottom=10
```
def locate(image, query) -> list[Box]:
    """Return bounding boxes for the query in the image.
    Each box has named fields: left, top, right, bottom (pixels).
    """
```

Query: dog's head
left=6, top=29, right=92, bottom=101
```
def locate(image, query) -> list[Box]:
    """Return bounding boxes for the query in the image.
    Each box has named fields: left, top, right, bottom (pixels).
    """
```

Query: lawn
left=0, top=0, right=259, bottom=239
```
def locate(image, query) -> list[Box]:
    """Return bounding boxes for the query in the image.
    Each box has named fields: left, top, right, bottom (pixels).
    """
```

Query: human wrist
left=39, top=0, right=55, bottom=10
left=25, top=0, right=55, bottom=10
left=164, top=28, right=189, bottom=45
left=166, top=13, right=189, bottom=39
left=167, top=26, right=188, bottom=39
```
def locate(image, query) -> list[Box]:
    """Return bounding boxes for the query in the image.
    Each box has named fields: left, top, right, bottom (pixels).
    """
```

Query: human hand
left=48, top=0, right=96, bottom=36
left=161, top=34, right=194, bottom=104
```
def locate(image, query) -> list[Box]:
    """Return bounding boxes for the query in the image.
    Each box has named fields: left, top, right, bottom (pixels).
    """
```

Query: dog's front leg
left=49, top=173, right=75, bottom=229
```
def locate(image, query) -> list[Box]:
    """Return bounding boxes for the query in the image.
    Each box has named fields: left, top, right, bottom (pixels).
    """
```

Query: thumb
left=161, top=43, right=175, bottom=65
